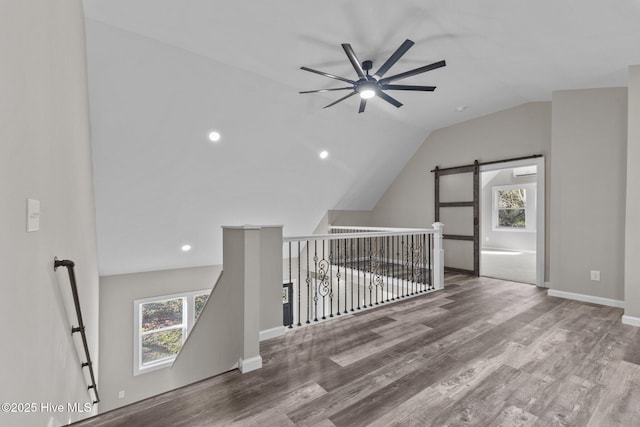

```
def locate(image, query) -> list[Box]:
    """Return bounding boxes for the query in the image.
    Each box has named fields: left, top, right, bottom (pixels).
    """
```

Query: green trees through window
left=135, top=290, right=210, bottom=374
left=497, top=188, right=526, bottom=228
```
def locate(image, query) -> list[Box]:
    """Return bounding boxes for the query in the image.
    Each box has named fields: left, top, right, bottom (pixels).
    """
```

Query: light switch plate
left=27, top=199, right=40, bottom=232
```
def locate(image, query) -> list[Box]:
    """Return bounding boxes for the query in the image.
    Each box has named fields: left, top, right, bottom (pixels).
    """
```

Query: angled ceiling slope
left=83, top=0, right=640, bottom=275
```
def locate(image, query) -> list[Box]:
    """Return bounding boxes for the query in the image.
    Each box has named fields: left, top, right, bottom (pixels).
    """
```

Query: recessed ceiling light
left=319, top=150, right=329, bottom=159
left=181, top=244, right=192, bottom=252
left=455, top=105, right=468, bottom=112
left=208, top=131, right=221, bottom=142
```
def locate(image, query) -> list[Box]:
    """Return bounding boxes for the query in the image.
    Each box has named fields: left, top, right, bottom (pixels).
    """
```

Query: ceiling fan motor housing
left=299, top=39, right=445, bottom=112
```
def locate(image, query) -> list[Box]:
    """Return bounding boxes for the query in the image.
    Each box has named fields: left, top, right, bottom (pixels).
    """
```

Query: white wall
left=550, top=88, right=627, bottom=301
left=370, top=102, right=552, bottom=276
left=625, top=66, right=640, bottom=319
left=0, top=1, right=100, bottom=425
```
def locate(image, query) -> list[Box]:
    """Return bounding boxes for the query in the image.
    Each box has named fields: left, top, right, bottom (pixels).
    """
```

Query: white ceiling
left=83, top=0, right=640, bottom=275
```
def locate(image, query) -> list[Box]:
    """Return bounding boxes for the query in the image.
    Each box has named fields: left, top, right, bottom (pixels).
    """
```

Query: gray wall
left=99, top=265, right=223, bottom=411
left=550, top=88, right=627, bottom=301
left=0, top=1, right=100, bottom=425
left=327, top=210, right=373, bottom=227
left=370, top=102, right=552, bottom=276
left=260, top=226, right=285, bottom=333
left=99, top=225, right=282, bottom=411
left=625, top=66, right=640, bottom=318
left=481, top=169, right=537, bottom=252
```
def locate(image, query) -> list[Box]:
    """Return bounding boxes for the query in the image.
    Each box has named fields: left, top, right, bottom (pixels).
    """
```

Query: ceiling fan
left=300, top=39, right=445, bottom=113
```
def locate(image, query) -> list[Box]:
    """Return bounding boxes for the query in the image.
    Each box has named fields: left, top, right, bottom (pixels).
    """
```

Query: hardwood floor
left=75, top=274, right=640, bottom=426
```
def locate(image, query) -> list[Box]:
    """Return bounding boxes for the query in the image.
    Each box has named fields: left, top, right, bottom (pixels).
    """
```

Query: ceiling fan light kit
left=300, top=39, right=445, bottom=113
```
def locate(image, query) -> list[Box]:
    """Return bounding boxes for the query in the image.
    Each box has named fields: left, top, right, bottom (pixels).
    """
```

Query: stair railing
left=53, top=258, right=100, bottom=404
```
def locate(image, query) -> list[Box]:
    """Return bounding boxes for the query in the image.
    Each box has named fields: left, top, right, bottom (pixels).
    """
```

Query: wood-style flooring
left=75, top=274, right=640, bottom=426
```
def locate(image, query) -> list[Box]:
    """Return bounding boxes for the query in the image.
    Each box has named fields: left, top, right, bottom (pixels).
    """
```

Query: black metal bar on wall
left=53, top=258, right=100, bottom=404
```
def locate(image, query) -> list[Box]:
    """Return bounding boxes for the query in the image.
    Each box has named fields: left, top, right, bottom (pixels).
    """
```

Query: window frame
left=492, top=183, right=536, bottom=232
left=133, top=289, right=211, bottom=376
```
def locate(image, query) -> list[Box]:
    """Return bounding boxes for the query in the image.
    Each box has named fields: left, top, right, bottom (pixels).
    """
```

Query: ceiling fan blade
left=381, top=84, right=436, bottom=91
left=374, top=39, right=414, bottom=78
left=341, top=44, right=366, bottom=78
left=300, top=67, right=356, bottom=85
left=323, top=91, right=357, bottom=109
left=299, top=87, right=354, bottom=94
left=358, top=98, right=367, bottom=113
left=378, top=60, right=446, bottom=84
left=378, top=91, right=403, bottom=108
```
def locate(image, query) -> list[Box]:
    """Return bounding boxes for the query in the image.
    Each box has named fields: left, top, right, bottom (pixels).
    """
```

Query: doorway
left=479, top=158, right=545, bottom=286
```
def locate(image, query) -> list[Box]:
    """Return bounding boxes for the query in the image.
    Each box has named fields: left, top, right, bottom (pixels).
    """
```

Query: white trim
left=547, top=289, right=624, bottom=308
left=133, top=289, right=212, bottom=376
left=480, top=156, right=545, bottom=288
left=260, top=326, right=286, bottom=341
left=284, top=228, right=433, bottom=242
left=238, top=356, right=263, bottom=373
left=621, top=315, right=640, bottom=328
left=491, top=183, right=536, bottom=232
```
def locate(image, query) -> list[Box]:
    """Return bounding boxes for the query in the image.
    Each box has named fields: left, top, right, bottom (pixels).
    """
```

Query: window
left=492, top=184, right=536, bottom=232
left=134, top=289, right=210, bottom=375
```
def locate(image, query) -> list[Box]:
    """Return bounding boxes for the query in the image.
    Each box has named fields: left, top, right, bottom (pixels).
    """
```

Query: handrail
left=54, top=258, right=100, bottom=405
left=284, top=227, right=434, bottom=243
left=282, top=225, right=442, bottom=326
left=329, top=226, right=429, bottom=232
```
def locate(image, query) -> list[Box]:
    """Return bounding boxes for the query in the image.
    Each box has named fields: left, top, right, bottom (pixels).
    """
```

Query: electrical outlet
left=590, top=270, right=601, bottom=281
left=118, top=390, right=125, bottom=399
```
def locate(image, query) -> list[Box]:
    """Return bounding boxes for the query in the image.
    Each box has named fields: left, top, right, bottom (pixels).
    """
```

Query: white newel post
left=432, top=222, right=445, bottom=290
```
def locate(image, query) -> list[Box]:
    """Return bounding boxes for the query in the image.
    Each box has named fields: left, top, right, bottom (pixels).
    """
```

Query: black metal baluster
left=344, top=238, right=348, bottom=314
left=350, top=239, right=354, bottom=312
left=288, top=242, right=293, bottom=328
left=357, top=237, right=361, bottom=310
left=335, top=238, right=340, bottom=317
left=403, top=236, right=407, bottom=297
left=323, top=241, right=328, bottom=320
left=411, top=234, right=416, bottom=295
left=422, top=233, right=427, bottom=292
left=429, top=234, right=433, bottom=290
left=298, top=241, right=302, bottom=326
left=313, top=240, right=319, bottom=322
left=374, top=237, right=379, bottom=305
left=306, top=241, right=311, bottom=324
left=385, top=235, right=390, bottom=302
left=368, top=237, right=373, bottom=307
left=391, top=235, right=395, bottom=301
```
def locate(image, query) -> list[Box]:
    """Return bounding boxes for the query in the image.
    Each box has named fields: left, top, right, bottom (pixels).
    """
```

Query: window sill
left=134, top=357, right=176, bottom=376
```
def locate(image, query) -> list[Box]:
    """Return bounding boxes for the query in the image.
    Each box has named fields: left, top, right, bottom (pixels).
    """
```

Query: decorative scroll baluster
left=284, top=226, right=441, bottom=329
left=335, top=239, right=340, bottom=316
left=297, top=241, right=302, bottom=326
left=313, top=241, right=319, bottom=322
left=306, top=241, right=311, bottom=324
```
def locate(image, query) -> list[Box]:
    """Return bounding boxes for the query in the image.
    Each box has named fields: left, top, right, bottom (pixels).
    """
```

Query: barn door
left=433, top=160, right=479, bottom=276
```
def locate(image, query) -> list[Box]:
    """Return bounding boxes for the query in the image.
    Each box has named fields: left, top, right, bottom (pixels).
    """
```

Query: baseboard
left=238, top=355, right=262, bottom=373
left=621, top=315, right=640, bottom=328
left=259, top=326, right=286, bottom=341
left=547, top=289, right=624, bottom=308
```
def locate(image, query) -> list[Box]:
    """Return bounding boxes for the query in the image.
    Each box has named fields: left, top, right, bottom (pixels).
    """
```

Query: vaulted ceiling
left=83, top=0, right=640, bottom=275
